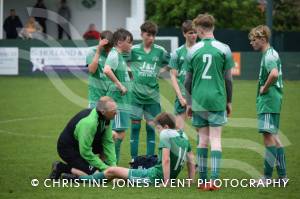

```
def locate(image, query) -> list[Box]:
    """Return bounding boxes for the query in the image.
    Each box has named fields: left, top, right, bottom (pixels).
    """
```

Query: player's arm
left=224, top=69, right=233, bottom=116
left=260, top=68, right=279, bottom=94
left=76, top=123, right=109, bottom=171
left=159, top=48, right=171, bottom=74
left=102, top=124, right=117, bottom=166
left=103, top=64, right=127, bottom=95
left=184, top=71, right=193, bottom=117
left=223, top=45, right=235, bottom=116
left=170, top=69, right=186, bottom=107
left=186, top=151, right=195, bottom=183
left=88, top=39, right=109, bottom=74
left=162, top=148, right=171, bottom=185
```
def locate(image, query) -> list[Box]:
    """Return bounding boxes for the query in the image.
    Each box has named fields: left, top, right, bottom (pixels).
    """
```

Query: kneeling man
left=49, top=96, right=117, bottom=179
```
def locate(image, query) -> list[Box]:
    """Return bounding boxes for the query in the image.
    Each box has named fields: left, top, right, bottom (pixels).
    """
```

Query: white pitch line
left=0, top=129, right=56, bottom=139
left=0, top=115, right=65, bottom=124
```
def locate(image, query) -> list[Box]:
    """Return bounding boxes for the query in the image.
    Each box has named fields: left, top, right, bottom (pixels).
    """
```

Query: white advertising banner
left=0, top=48, right=18, bottom=75
left=30, top=47, right=90, bottom=72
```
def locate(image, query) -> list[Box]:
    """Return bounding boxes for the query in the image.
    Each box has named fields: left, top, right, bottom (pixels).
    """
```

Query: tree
left=146, top=0, right=300, bottom=31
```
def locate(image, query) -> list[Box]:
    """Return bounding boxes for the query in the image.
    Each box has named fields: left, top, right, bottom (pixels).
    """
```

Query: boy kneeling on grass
left=62, top=112, right=195, bottom=186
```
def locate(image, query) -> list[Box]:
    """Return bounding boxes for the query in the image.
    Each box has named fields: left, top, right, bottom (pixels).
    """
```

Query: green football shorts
left=258, top=113, right=280, bottom=134
left=174, top=97, right=186, bottom=115
left=130, top=102, right=161, bottom=121
left=128, top=167, right=158, bottom=184
left=112, top=110, right=130, bottom=132
left=192, top=111, right=227, bottom=128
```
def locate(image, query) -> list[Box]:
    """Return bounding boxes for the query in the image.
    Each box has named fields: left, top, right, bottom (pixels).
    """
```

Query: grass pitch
left=0, top=76, right=299, bottom=198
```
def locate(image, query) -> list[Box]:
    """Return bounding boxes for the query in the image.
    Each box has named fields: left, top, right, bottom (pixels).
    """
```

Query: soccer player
left=63, top=112, right=195, bottom=185
left=184, top=14, right=234, bottom=190
left=129, top=21, right=170, bottom=159
left=103, top=28, right=133, bottom=164
left=48, top=97, right=117, bottom=179
left=86, top=30, right=113, bottom=108
left=169, top=20, right=197, bottom=130
left=249, top=25, right=287, bottom=183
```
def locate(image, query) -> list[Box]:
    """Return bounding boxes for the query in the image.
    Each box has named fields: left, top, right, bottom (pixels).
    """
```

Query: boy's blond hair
left=249, top=25, right=271, bottom=42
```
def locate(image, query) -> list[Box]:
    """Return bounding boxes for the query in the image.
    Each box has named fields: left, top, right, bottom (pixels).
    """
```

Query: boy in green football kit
left=169, top=20, right=197, bottom=130
left=185, top=14, right=234, bottom=191
left=68, top=112, right=195, bottom=185
left=129, top=21, right=170, bottom=159
left=86, top=31, right=113, bottom=108
left=249, top=25, right=287, bottom=183
left=103, top=29, right=133, bottom=164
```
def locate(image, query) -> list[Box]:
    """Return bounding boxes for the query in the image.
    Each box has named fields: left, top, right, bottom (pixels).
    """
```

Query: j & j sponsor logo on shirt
left=152, top=56, right=159, bottom=62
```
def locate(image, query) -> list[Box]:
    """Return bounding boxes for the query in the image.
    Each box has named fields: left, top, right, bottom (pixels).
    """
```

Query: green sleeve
left=75, top=121, right=109, bottom=171
left=187, top=142, right=192, bottom=152
left=224, top=45, right=235, bottom=70
left=105, top=50, right=119, bottom=71
left=265, top=53, right=278, bottom=72
left=86, top=48, right=96, bottom=65
left=102, top=123, right=117, bottom=166
left=158, top=130, right=171, bottom=149
left=161, top=48, right=170, bottom=66
left=168, top=50, right=178, bottom=69
left=185, top=51, right=193, bottom=73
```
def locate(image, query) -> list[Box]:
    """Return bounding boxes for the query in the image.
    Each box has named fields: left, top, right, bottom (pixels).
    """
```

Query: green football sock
left=210, top=150, right=222, bottom=180
left=264, top=146, right=277, bottom=178
left=276, top=147, right=287, bottom=177
left=130, top=122, right=141, bottom=158
left=114, top=138, right=123, bottom=164
left=79, top=172, right=105, bottom=181
left=146, top=123, right=155, bottom=155
left=197, top=148, right=208, bottom=181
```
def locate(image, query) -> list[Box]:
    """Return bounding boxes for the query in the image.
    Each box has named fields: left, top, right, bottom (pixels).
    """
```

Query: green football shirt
left=74, top=108, right=116, bottom=171
left=86, top=47, right=109, bottom=103
left=105, top=47, right=131, bottom=111
left=169, top=44, right=191, bottom=97
left=186, top=38, right=234, bottom=111
left=130, top=43, right=169, bottom=104
left=149, top=129, right=191, bottom=180
left=256, top=47, right=283, bottom=114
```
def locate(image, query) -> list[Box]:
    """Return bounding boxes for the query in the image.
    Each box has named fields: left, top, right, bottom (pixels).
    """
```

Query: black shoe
left=61, top=173, right=79, bottom=181
left=48, top=161, right=62, bottom=179
left=278, top=177, right=289, bottom=187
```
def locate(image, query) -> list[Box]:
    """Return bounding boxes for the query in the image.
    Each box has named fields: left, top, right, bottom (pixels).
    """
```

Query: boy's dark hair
left=100, top=30, right=113, bottom=49
left=140, top=21, right=158, bottom=35
left=154, top=112, right=176, bottom=129
left=112, top=28, right=133, bottom=46
left=181, top=20, right=194, bottom=33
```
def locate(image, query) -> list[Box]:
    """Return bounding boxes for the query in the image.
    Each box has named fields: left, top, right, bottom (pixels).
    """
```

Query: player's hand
left=119, top=84, right=128, bottom=96
left=226, top=102, right=232, bottom=117
left=259, top=86, right=268, bottom=94
left=186, top=105, right=192, bottom=118
left=179, top=97, right=187, bottom=107
left=98, top=39, right=109, bottom=50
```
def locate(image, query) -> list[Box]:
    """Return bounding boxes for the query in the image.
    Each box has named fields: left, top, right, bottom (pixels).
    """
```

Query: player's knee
left=210, top=142, right=222, bottom=151
left=198, top=134, right=209, bottom=146
left=113, top=131, right=125, bottom=140
left=263, top=133, right=275, bottom=146
left=132, top=120, right=141, bottom=124
left=104, top=167, right=114, bottom=177
left=198, top=143, right=208, bottom=148
left=146, top=120, right=154, bottom=126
